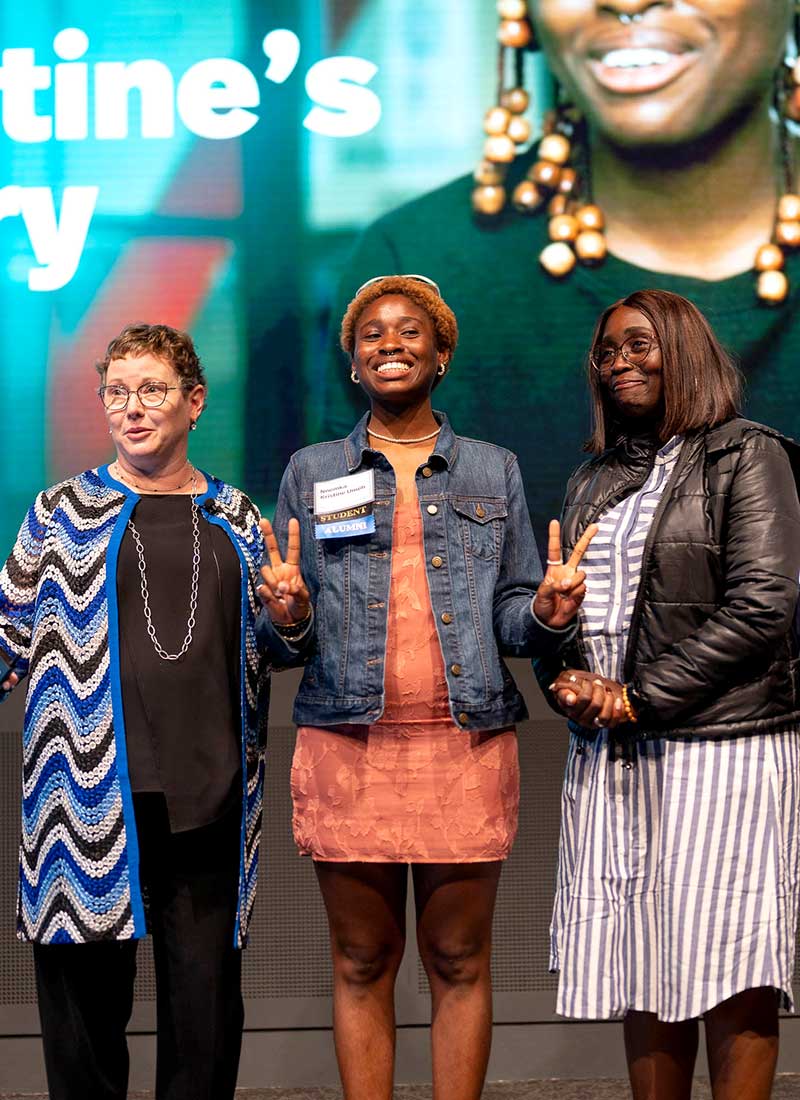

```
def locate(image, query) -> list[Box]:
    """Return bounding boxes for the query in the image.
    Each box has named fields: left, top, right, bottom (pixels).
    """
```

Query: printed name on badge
left=314, top=470, right=376, bottom=539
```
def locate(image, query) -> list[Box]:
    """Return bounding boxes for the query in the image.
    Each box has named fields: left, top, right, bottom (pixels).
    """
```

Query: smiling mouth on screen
left=587, top=46, right=698, bottom=95
left=375, top=362, right=412, bottom=377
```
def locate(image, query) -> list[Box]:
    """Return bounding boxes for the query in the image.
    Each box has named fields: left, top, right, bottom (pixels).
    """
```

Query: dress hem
left=549, top=971, right=794, bottom=1023
left=301, top=850, right=511, bottom=864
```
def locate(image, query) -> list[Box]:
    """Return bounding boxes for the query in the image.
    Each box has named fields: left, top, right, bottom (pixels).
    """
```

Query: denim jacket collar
left=344, top=409, right=458, bottom=473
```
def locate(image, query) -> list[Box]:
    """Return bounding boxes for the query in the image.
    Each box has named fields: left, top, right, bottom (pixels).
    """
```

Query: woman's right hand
left=257, top=517, right=311, bottom=626
left=1, top=672, right=19, bottom=693
left=533, top=520, right=597, bottom=629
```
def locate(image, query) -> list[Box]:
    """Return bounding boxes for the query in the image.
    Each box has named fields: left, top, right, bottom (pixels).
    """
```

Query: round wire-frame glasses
left=590, top=335, right=659, bottom=374
left=98, top=381, right=181, bottom=411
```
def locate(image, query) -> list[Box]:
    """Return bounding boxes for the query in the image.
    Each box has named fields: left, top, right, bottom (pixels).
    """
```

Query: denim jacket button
left=450, top=663, right=462, bottom=676
left=431, top=555, right=443, bottom=568
left=441, top=612, right=453, bottom=624
left=475, top=503, right=486, bottom=518
left=458, top=711, right=469, bottom=725
left=426, top=504, right=439, bottom=515
left=421, top=466, right=433, bottom=478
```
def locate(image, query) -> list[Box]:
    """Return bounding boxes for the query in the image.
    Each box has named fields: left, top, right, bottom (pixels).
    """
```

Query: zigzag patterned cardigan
left=0, top=466, right=276, bottom=946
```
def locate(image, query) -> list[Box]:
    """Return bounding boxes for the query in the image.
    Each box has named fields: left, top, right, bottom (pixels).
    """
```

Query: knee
left=331, top=937, right=404, bottom=987
left=419, top=935, right=489, bottom=988
left=706, top=987, right=780, bottom=1041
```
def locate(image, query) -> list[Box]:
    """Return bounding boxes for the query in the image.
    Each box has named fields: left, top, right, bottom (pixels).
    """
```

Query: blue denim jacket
left=272, top=412, right=569, bottom=731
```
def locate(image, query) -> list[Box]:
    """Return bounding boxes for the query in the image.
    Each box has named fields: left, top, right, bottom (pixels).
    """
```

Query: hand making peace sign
left=257, top=517, right=311, bottom=627
left=532, top=519, right=598, bottom=630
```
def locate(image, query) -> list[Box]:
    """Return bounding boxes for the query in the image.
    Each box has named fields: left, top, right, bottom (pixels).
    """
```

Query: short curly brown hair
left=95, top=322, right=207, bottom=388
left=339, top=276, right=458, bottom=385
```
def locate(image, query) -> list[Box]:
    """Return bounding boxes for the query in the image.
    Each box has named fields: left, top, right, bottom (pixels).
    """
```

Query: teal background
left=0, top=0, right=502, bottom=548
left=4, top=1, right=800, bottom=555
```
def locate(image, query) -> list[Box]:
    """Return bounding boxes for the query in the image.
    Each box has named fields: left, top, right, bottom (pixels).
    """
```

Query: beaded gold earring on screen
left=472, top=2, right=606, bottom=281
left=756, top=9, right=800, bottom=304
left=471, top=0, right=800, bottom=306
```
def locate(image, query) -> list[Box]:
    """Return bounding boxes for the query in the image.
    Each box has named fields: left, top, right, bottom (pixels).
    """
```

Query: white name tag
left=313, top=470, right=376, bottom=539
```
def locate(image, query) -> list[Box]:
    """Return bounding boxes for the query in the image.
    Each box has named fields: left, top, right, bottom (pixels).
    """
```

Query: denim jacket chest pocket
left=450, top=497, right=508, bottom=562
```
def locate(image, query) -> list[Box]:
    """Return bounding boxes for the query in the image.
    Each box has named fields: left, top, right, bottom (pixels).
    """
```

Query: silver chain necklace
left=127, top=472, right=200, bottom=661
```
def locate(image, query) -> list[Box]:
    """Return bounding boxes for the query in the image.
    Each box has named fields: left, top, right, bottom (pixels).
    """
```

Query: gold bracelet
left=621, top=683, right=638, bottom=724
left=273, top=609, right=312, bottom=639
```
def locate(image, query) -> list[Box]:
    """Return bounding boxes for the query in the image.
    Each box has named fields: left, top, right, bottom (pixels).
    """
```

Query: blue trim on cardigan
left=193, top=470, right=219, bottom=507
left=202, top=503, right=250, bottom=949
left=101, top=468, right=147, bottom=938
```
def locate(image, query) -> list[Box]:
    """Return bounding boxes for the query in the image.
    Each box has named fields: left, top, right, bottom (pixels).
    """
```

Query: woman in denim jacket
left=258, top=275, right=594, bottom=1100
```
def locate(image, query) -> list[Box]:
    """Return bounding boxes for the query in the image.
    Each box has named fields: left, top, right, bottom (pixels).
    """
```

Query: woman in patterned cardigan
left=0, top=323, right=310, bottom=1100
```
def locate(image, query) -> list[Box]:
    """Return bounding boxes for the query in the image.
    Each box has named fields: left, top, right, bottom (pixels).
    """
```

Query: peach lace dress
left=291, top=493, right=520, bottom=863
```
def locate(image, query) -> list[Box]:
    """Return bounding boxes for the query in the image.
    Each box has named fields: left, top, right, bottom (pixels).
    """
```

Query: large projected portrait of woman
left=322, top=0, right=800, bottom=527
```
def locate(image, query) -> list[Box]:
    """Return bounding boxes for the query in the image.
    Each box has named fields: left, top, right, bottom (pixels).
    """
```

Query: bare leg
left=414, top=861, right=502, bottom=1100
left=314, top=861, right=407, bottom=1100
left=624, top=1010, right=699, bottom=1100
left=704, top=987, right=779, bottom=1100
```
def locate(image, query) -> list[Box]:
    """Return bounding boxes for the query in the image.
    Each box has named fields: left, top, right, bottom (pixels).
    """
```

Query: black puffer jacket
left=534, top=419, right=800, bottom=739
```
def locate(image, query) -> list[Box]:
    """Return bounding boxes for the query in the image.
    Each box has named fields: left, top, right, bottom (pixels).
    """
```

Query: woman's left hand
left=533, top=520, right=598, bottom=629
left=550, top=669, right=626, bottom=728
left=257, top=518, right=311, bottom=626
left=1, top=671, right=19, bottom=693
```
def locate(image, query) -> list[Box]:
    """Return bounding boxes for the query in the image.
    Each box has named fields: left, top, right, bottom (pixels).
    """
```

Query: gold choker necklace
left=368, top=426, right=441, bottom=444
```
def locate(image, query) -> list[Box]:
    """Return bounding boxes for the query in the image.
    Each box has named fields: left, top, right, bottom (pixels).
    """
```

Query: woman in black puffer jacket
left=536, top=289, right=800, bottom=1100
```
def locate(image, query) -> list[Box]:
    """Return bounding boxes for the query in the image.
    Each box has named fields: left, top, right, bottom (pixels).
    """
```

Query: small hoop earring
left=189, top=421, right=197, bottom=431
left=350, top=368, right=359, bottom=384
left=437, top=362, right=447, bottom=376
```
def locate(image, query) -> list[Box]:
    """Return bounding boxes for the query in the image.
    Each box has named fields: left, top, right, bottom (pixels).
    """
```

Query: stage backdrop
left=3, top=0, right=800, bottom=545
left=0, top=0, right=501, bottom=550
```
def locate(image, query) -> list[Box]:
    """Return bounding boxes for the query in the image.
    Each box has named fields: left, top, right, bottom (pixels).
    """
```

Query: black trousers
left=33, top=795, right=244, bottom=1100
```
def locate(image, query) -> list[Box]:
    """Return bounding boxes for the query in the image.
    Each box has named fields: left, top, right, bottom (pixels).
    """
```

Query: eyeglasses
left=354, top=274, right=442, bottom=297
left=98, top=381, right=181, bottom=411
left=590, top=335, right=659, bottom=374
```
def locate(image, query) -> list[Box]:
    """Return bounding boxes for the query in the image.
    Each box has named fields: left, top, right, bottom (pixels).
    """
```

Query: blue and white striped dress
left=550, top=436, right=800, bottom=1021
